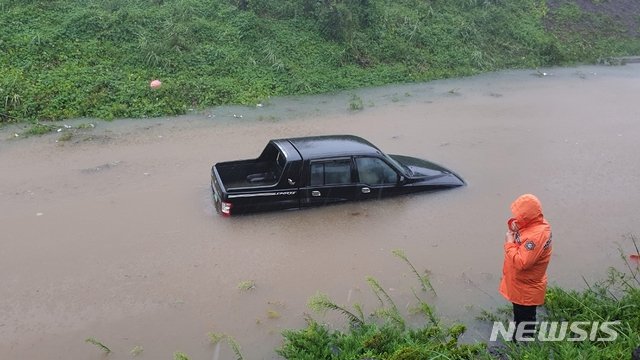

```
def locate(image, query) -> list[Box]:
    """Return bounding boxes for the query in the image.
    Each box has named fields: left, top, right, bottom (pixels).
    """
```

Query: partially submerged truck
left=211, top=135, right=464, bottom=216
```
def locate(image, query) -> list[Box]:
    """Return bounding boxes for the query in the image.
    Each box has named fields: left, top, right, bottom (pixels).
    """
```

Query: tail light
left=221, top=201, right=233, bottom=216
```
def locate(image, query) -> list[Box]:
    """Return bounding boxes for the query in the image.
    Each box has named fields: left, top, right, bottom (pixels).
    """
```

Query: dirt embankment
left=547, top=0, right=640, bottom=36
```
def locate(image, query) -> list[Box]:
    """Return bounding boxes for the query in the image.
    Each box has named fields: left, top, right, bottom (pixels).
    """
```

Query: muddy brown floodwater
left=1, top=65, right=639, bottom=359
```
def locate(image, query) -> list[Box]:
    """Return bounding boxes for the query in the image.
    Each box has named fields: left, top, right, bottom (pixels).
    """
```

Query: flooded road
left=1, top=64, right=639, bottom=359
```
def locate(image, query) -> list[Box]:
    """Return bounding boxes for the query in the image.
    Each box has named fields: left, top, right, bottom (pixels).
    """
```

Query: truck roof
left=273, top=135, right=384, bottom=160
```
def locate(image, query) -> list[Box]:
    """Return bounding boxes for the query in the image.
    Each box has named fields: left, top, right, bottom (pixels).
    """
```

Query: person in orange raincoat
left=499, top=194, right=552, bottom=341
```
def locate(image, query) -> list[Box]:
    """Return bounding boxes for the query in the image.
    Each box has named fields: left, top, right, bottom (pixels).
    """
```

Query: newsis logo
left=490, top=321, right=621, bottom=342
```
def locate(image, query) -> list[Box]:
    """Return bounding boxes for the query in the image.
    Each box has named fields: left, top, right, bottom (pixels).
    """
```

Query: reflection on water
left=1, top=65, right=639, bottom=359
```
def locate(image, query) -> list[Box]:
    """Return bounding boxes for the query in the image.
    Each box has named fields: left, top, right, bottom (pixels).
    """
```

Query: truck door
left=354, top=156, right=400, bottom=201
left=302, top=158, right=358, bottom=207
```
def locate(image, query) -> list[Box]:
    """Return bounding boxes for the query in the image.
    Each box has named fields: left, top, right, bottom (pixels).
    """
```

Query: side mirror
left=288, top=178, right=296, bottom=186
left=399, top=176, right=405, bottom=184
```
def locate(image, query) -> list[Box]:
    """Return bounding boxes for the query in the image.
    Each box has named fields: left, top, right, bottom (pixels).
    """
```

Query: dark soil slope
left=547, top=0, right=640, bottom=36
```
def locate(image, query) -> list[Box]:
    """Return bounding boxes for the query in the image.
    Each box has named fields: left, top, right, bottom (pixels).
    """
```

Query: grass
left=24, top=123, right=56, bottom=136
left=85, top=337, right=111, bottom=354
left=237, top=280, right=256, bottom=291
left=279, top=249, right=484, bottom=359
left=208, top=332, right=245, bottom=359
left=1, top=0, right=637, bottom=124
left=57, top=131, right=73, bottom=142
left=267, top=310, right=281, bottom=319
left=130, top=345, right=143, bottom=356
left=173, top=352, right=190, bottom=360
left=483, top=266, right=640, bottom=360
left=544, top=0, right=640, bottom=63
left=308, top=291, right=366, bottom=327
left=392, top=248, right=436, bottom=296
left=348, top=94, right=364, bottom=111
left=278, top=240, right=640, bottom=359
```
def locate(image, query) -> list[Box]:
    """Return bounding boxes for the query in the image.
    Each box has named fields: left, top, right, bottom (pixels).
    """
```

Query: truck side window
left=356, top=157, right=398, bottom=185
left=310, top=160, right=352, bottom=186
left=310, top=163, right=324, bottom=186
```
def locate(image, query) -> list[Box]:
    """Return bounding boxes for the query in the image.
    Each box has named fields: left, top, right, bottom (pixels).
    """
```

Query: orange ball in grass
left=150, top=79, right=162, bottom=89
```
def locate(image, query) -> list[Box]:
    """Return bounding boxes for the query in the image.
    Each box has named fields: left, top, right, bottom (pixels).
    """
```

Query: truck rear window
left=276, top=151, right=286, bottom=170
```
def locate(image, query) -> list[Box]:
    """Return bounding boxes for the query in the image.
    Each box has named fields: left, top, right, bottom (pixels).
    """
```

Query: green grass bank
left=272, top=274, right=640, bottom=359
left=274, top=243, right=640, bottom=360
left=1, top=0, right=639, bottom=124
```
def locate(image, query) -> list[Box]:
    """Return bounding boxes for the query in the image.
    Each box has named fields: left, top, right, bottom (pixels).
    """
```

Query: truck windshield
left=384, top=154, right=410, bottom=175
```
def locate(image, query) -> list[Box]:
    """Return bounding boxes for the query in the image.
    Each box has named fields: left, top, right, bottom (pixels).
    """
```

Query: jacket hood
left=510, top=194, right=544, bottom=229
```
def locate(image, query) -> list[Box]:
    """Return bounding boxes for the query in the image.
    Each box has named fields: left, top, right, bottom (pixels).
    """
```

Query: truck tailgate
left=211, top=166, right=225, bottom=214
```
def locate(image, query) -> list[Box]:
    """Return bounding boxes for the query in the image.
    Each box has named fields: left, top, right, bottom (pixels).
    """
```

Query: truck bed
left=215, top=159, right=281, bottom=190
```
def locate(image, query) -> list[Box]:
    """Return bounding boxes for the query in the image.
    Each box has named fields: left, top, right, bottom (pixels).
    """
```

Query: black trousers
left=512, top=303, right=537, bottom=341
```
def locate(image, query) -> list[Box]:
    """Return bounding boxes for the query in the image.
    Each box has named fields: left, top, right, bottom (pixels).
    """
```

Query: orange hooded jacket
left=499, top=194, right=552, bottom=306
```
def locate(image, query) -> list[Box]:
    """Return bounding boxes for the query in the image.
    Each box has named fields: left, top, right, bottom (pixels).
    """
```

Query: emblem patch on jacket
left=543, top=233, right=553, bottom=250
left=525, top=241, right=535, bottom=251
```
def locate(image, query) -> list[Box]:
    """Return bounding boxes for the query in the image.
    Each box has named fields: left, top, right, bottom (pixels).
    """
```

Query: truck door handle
left=312, top=190, right=321, bottom=197
left=361, top=187, right=371, bottom=194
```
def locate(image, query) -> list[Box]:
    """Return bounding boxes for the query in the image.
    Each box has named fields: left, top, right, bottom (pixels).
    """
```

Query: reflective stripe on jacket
left=499, top=194, right=552, bottom=306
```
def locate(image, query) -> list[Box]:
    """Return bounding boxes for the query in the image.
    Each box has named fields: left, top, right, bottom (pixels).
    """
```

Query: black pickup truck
left=211, top=135, right=464, bottom=216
